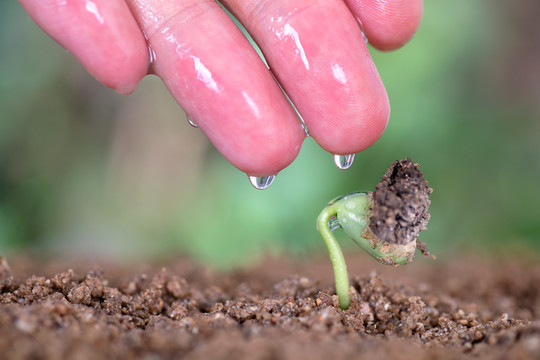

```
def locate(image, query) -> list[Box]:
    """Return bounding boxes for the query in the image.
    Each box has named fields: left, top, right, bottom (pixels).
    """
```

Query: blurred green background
left=1, top=1, right=539, bottom=267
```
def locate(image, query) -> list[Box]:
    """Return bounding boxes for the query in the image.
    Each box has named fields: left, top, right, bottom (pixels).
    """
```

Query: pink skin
left=343, top=0, right=424, bottom=51
left=18, top=0, right=149, bottom=95
left=227, top=0, right=389, bottom=155
left=126, top=0, right=304, bottom=176
left=18, top=0, right=423, bottom=177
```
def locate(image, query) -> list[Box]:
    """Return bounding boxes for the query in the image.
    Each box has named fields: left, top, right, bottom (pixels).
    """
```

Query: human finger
left=18, top=0, right=149, bottom=94
left=343, top=0, right=423, bottom=51
left=223, top=0, right=389, bottom=156
left=126, top=0, right=305, bottom=177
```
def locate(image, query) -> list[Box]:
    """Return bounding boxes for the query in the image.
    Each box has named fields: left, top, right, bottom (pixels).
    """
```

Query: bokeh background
left=1, top=1, right=539, bottom=268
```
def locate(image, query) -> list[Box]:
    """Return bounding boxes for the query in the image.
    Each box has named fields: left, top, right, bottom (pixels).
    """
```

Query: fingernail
left=248, top=175, right=276, bottom=190
left=333, top=154, right=355, bottom=170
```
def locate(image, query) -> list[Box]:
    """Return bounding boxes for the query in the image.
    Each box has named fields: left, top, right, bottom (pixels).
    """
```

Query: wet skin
left=18, top=0, right=423, bottom=177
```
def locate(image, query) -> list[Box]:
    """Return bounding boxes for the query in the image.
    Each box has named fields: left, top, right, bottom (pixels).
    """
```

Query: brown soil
left=370, top=158, right=432, bottom=246
left=1, top=254, right=539, bottom=360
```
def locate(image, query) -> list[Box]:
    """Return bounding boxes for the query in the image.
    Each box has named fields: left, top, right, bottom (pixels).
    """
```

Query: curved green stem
left=316, top=192, right=416, bottom=310
left=316, top=203, right=350, bottom=310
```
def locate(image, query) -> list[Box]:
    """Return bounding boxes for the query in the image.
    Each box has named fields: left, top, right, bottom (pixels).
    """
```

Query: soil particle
left=0, top=255, right=539, bottom=359
left=369, top=159, right=432, bottom=245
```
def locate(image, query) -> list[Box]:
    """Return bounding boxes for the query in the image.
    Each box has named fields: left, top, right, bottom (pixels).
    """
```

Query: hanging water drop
left=333, top=154, right=355, bottom=170
left=187, top=116, right=198, bottom=128
left=248, top=175, right=276, bottom=190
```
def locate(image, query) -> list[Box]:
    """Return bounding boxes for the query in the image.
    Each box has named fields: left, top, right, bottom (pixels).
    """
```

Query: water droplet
left=361, top=30, right=368, bottom=43
left=187, top=116, right=198, bottom=128
left=328, top=216, right=341, bottom=231
left=333, top=154, right=355, bottom=170
left=346, top=202, right=356, bottom=210
left=248, top=175, right=276, bottom=190
left=299, top=117, right=310, bottom=137
left=356, top=18, right=369, bottom=43
left=148, top=44, right=157, bottom=65
left=269, top=68, right=309, bottom=137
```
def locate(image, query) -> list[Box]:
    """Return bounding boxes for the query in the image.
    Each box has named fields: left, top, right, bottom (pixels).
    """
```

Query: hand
left=19, top=0, right=422, bottom=181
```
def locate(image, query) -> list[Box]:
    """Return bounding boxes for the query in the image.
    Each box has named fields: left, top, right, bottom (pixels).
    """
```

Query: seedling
left=317, top=159, right=433, bottom=309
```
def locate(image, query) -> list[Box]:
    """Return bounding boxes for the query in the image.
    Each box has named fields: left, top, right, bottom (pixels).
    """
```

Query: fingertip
left=71, top=9, right=150, bottom=95
left=20, top=0, right=149, bottom=94
left=187, top=108, right=305, bottom=177
left=92, top=44, right=149, bottom=95
left=240, top=128, right=305, bottom=177
left=191, top=100, right=305, bottom=177
left=347, top=0, right=423, bottom=51
left=234, top=135, right=303, bottom=177
left=317, top=91, right=390, bottom=155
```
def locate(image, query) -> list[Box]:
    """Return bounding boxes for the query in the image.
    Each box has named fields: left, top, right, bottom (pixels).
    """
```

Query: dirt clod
left=370, top=158, right=433, bottom=245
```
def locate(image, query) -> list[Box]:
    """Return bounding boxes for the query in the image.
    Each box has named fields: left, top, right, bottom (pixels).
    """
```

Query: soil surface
left=1, top=253, right=539, bottom=359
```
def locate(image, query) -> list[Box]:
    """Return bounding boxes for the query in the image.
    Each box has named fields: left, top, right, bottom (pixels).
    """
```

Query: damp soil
left=1, top=253, right=539, bottom=360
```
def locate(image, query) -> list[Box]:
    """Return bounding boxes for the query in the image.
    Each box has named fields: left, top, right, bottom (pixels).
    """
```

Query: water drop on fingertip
left=187, top=116, right=198, bottom=128
left=333, top=154, right=355, bottom=170
left=361, top=31, right=368, bottom=43
left=248, top=175, right=276, bottom=190
left=300, top=120, right=310, bottom=137
left=148, top=44, right=157, bottom=65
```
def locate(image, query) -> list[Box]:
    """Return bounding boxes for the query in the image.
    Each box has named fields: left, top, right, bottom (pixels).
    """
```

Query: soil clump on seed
left=0, top=254, right=539, bottom=359
left=369, top=158, right=433, bottom=246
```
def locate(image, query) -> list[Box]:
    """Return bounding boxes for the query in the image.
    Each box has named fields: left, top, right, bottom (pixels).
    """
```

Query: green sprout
left=317, top=159, right=433, bottom=310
